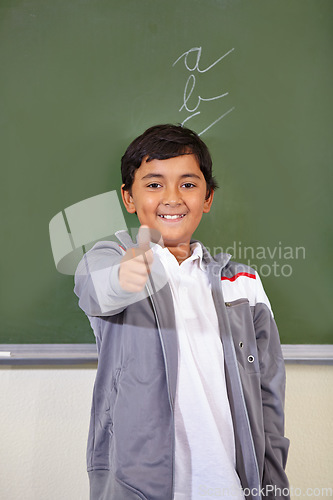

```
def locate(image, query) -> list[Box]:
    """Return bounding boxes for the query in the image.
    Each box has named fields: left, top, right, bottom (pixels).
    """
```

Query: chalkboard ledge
left=0, top=344, right=332, bottom=365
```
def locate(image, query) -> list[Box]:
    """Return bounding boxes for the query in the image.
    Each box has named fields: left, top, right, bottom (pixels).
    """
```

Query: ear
left=121, top=184, right=136, bottom=214
left=203, top=189, right=214, bottom=213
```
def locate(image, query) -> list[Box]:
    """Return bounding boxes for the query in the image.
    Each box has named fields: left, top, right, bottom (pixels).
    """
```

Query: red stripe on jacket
left=221, top=272, right=256, bottom=282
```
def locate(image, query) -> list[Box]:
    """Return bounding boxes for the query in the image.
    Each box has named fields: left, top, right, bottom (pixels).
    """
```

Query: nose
left=162, top=185, right=181, bottom=206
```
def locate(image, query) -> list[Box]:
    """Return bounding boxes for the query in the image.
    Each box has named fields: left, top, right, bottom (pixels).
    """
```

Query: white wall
left=0, top=365, right=94, bottom=500
left=284, top=365, right=333, bottom=498
left=1, top=364, right=332, bottom=500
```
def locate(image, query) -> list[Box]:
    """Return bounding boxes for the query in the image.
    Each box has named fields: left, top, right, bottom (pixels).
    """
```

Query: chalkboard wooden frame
left=0, top=345, right=332, bottom=365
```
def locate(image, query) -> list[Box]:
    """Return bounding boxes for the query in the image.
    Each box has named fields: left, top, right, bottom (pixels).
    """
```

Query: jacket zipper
left=213, top=267, right=261, bottom=500
left=227, top=322, right=261, bottom=499
left=146, top=281, right=176, bottom=500
left=117, top=237, right=176, bottom=499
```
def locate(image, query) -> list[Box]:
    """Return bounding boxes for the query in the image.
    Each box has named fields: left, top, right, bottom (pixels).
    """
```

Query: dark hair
left=121, top=124, right=218, bottom=198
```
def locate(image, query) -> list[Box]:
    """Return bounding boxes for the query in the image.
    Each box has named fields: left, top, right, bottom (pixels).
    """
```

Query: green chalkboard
left=1, top=0, right=332, bottom=344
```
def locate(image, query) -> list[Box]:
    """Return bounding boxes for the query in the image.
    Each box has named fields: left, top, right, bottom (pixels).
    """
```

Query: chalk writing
left=172, top=46, right=235, bottom=136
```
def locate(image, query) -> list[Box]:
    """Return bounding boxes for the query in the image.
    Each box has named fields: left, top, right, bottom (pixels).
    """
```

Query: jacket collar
left=115, top=229, right=135, bottom=248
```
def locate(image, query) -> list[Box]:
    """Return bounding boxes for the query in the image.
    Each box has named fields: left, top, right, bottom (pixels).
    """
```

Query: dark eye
left=182, top=183, right=195, bottom=188
left=147, top=183, right=162, bottom=188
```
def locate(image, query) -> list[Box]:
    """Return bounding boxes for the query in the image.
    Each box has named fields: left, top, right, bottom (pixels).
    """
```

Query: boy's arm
left=254, top=273, right=290, bottom=499
left=74, top=235, right=152, bottom=316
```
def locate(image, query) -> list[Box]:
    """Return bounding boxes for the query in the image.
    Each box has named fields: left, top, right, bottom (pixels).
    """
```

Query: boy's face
left=121, top=154, right=214, bottom=258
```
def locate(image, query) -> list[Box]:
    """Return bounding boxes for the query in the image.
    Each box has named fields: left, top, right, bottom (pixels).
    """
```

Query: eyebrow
left=140, top=173, right=202, bottom=181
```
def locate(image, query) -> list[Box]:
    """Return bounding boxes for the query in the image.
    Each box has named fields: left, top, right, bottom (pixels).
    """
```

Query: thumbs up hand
left=118, top=226, right=155, bottom=293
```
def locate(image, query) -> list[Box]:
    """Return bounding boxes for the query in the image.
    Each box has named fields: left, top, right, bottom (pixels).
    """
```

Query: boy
left=74, top=124, right=290, bottom=500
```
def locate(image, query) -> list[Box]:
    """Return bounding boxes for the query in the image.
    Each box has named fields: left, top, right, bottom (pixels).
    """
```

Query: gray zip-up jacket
left=74, top=230, right=290, bottom=500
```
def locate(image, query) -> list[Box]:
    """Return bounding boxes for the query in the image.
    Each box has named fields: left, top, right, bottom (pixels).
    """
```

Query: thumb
left=137, top=225, right=151, bottom=251
left=138, top=225, right=163, bottom=250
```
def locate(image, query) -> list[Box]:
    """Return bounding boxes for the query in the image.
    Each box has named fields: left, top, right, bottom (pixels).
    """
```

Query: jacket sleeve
left=253, top=272, right=290, bottom=499
left=74, top=241, right=146, bottom=316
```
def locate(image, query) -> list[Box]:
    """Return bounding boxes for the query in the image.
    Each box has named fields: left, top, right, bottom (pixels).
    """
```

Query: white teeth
left=159, top=214, right=185, bottom=219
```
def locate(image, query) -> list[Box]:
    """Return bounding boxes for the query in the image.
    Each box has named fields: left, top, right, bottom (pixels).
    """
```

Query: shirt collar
left=189, top=242, right=205, bottom=270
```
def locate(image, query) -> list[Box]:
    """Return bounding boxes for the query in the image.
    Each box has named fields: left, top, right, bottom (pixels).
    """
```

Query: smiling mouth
left=158, top=214, right=186, bottom=220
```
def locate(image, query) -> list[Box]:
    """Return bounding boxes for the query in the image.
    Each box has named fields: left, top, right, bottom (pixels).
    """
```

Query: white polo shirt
left=154, top=243, right=244, bottom=500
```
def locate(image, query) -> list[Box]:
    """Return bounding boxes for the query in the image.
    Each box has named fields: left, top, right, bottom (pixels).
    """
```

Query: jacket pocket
left=87, top=369, right=121, bottom=471
left=225, top=299, right=260, bottom=374
left=89, top=470, right=148, bottom=499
